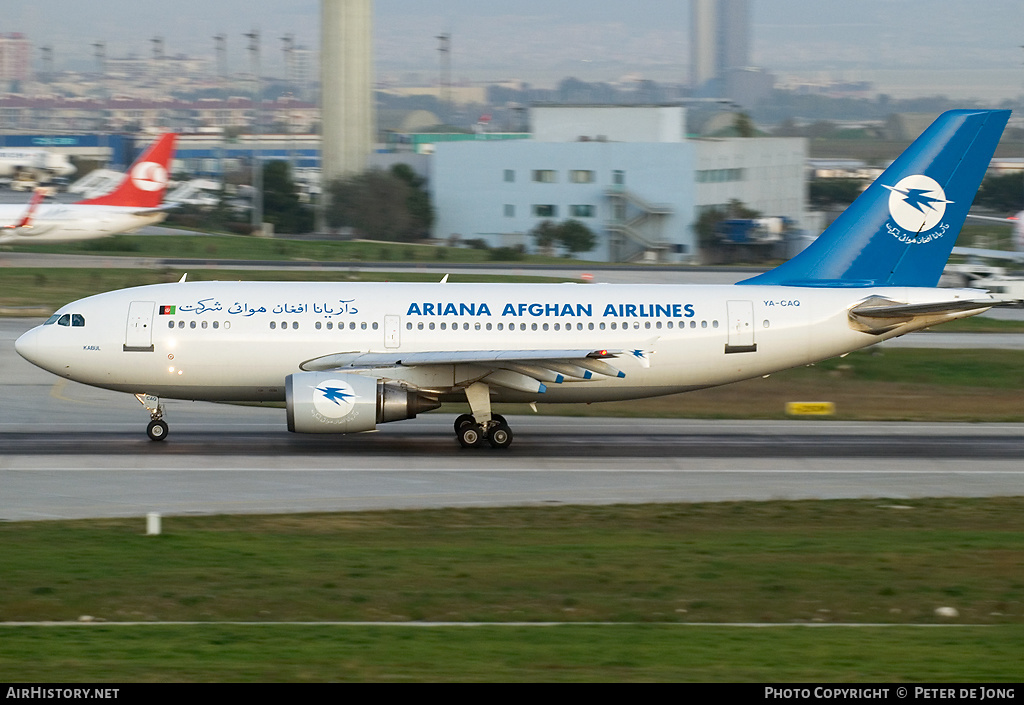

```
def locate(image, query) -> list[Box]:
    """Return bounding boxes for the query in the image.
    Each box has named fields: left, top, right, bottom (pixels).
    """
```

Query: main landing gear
left=136, top=393, right=168, bottom=442
left=454, top=412, right=513, bottom=449
left=455, top=381, right=514, bottom=449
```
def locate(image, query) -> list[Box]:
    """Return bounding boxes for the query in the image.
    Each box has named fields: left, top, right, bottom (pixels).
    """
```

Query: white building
left=431, top=105, right=806, bottom=262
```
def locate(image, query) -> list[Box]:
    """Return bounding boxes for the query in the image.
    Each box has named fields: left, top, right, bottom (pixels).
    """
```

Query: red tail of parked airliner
left=77, top=133, right=176, bottom=208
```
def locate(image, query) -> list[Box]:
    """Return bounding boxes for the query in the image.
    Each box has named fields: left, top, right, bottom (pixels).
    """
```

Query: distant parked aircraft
left=0, top=133, right=176, bottom=244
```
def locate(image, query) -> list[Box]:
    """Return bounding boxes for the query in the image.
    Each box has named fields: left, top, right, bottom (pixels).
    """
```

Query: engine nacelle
left=285, top=371, right=440, bottom=434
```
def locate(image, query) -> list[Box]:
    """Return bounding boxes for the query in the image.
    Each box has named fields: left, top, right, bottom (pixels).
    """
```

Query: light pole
left=245, top=29, right=263, bottom=234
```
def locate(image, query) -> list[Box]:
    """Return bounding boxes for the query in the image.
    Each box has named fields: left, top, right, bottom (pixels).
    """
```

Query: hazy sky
left=4, top=1, right=1022, bottom=100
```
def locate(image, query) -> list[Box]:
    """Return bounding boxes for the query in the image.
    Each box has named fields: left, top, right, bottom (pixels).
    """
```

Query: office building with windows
left=430, top=105, right=805, bottom=262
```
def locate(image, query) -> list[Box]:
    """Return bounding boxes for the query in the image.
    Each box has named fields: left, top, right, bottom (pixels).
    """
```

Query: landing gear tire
left=147, top=419, right=169, bottom=442
left=454, top=413, right=475, bottom=433
left=487, top=423, right=513, bottom=449
left=457, top=423, right=485, bottom=448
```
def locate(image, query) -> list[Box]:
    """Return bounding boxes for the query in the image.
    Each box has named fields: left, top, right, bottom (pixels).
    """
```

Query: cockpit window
left=45, top=313, right=85, bottom=327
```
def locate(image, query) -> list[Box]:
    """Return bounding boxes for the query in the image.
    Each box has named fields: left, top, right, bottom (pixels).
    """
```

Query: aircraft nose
left=15, top=327, right=41, bottom=365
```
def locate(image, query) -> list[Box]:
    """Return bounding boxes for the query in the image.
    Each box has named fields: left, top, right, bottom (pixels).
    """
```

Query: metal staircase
left=604, top=186, right=674, bottom=262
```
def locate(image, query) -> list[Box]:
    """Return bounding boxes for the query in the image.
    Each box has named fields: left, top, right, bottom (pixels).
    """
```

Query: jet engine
left=285, top=371, right=440, bottom=434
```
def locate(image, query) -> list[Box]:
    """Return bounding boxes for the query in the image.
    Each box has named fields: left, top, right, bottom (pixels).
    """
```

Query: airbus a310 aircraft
left=0, top=133, right=176, bottom=244
left=15, top=110, right=1013, bottom=448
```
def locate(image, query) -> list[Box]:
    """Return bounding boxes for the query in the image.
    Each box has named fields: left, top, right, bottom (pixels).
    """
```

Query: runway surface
left=2, top=318, right=1023, bottom=521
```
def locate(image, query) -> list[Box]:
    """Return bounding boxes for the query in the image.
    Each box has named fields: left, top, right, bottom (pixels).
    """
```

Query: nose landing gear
left=135, top=393, right=168, bottom=442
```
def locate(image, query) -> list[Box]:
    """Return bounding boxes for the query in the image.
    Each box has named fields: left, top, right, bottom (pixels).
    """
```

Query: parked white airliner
left=0, top=133, right=176, bottom=244
left=0, top=148, right=75, bottom=180
left=15, top=110, right=1013, bottom=448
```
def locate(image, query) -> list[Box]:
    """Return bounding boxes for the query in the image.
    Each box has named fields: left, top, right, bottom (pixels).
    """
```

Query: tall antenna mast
left=244, top=28, right=263, bottom=234
left=436, top=32, right=451, bottom=122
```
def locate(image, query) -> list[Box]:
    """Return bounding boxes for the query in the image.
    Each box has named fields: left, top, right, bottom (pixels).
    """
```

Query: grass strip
left=2, top=498, right=1024, bottom=681
left=2, top=624, right=1022, bottom=682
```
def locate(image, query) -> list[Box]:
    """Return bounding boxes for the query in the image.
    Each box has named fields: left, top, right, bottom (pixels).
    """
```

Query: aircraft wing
left=951, top=247, right=1024, bottom=263
left=300, top=348, right=629, bottom=393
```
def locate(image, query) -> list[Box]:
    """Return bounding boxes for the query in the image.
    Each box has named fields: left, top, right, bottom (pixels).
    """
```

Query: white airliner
left=956, top=210, right=1024, bottom=263
left=15, top=110, right=1014, bottom=448
left=0, top=148, right=76, bottom=181
left=0, top=133, right=176, bottom=244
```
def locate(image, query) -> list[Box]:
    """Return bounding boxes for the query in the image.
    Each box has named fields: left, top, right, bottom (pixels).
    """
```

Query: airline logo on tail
left=130, top=161, right=169, bottom=193
left=883, top=174, right=954, bottom=244
left=77, top=133, right=176, bottom=209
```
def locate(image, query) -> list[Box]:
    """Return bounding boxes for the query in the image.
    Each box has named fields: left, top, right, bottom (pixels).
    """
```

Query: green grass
left=2, top=625, right=1023, bottom=682
left=927, top=316, right=1024, bottom=333
left=2, top=498, right=1024, bottom=681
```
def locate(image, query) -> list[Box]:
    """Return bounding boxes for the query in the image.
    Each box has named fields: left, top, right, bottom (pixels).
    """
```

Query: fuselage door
left=725, top=300, right=757, bottom=354
left=124, top=300, right=156, bottom=352
left=384, top=315, right=400, bottom=349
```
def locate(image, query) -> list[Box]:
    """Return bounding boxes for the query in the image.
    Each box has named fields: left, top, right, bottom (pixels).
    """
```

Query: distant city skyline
left=2, top=1, right=1022, bottom=101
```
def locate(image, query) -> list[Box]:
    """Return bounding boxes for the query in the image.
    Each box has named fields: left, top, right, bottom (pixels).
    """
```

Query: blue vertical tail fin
left=741, top=109, right=1010, bottom=288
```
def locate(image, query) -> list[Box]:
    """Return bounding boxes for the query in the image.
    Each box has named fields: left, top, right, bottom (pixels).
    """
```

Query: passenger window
left=71, top=314, right=85, bottom=327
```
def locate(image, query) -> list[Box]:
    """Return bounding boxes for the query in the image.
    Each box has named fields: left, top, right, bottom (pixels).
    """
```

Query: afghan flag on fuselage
left=159, top=305, right=176, bottom=315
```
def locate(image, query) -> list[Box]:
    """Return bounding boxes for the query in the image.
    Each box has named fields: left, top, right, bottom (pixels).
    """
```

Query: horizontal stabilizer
left=850, top=298, right=1001, bottom=318
left=848, top=295, right=1003, bottom=334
